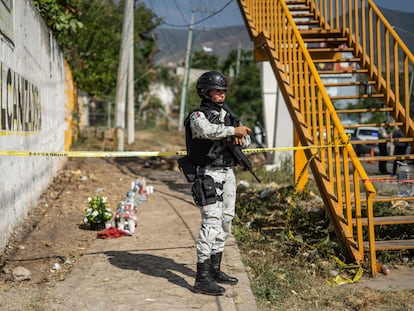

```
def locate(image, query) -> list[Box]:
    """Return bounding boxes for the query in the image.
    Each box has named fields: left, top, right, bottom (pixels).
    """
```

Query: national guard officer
left=184, top=71, right=251, bottom=295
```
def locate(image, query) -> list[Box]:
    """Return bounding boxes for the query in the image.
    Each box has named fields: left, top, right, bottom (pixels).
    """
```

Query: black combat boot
left=193, top=260, right=225, bottom=295
left=210, top=252, right=238, bottom=285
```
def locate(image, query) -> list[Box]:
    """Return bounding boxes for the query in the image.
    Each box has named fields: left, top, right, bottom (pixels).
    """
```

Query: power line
left=173, top=0, right=188, bottom=24
left=155, top=0, right=234, bottom=28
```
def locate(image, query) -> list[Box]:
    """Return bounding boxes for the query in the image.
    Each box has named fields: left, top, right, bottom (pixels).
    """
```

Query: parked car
left=351, top=126, right=387, bottom=156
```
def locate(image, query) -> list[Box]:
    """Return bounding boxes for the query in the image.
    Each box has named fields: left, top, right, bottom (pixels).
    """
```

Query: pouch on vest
left=177, top=156, right=197, bottom=182
left=191, top=175, right=217, bottom=206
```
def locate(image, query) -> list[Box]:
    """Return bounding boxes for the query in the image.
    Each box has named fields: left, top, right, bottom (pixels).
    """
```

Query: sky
left=141, top=0, right=245, bottom=29
left=141, top=0, right=414, bottom=30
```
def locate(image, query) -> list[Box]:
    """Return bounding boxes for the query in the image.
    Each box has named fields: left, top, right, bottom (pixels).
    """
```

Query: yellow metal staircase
left=237, top=0, right=414, bottom=276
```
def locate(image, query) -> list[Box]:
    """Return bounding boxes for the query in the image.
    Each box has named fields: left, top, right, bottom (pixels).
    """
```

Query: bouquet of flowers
left=84, top=195, right=113, bottom=224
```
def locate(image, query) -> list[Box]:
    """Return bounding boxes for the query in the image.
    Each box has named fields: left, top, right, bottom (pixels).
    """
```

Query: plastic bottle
left=397, top=163, right=413, bottom=197
left=381, top=265, right=390, bottom=275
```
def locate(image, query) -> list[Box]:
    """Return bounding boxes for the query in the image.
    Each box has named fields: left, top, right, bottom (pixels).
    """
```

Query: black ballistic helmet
left=196, top=71, right=228, bottom=98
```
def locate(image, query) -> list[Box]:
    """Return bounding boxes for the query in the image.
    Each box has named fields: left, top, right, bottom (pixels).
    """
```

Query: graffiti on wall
left=1, top=64, right=42, bottom=135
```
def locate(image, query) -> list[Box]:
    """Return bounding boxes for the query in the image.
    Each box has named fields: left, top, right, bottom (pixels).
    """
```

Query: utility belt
left=177, top=156, right=228, bottom=206
left=191, top=174, right=224, bottom=206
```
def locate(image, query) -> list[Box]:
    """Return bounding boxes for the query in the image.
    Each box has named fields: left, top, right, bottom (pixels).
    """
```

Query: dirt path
left=1, top=129, right=414, bottom=310
left=0, top=158, right=134, bottom=308
left=0, top=156, right=257, bottom=310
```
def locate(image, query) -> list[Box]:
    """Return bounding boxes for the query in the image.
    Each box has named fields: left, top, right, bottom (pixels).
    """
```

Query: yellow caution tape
left=326, top=266, right=364, bottom=286
left=282, top=135, right=363, bottom=286
left=0, top=142, right=350, bottom=158
left=0, top=150, right=187, bottom=158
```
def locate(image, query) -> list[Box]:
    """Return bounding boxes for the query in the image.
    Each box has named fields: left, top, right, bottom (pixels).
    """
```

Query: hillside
left=152, top=6, right=414, bottom=66
left=153, top=25, right=252, bottom=65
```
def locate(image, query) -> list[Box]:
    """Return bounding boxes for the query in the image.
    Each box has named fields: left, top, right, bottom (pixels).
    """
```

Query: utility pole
left=178, top=10, right=195, bottom=131
left=127, top=2, right=135, bottom=145
left=115, top=0, right=133, bottom=151
left=236, top=42, right=241, bottom=77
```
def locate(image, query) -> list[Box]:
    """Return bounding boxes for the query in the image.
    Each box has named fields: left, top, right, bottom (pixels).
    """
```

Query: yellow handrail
left=237, top=0, right=390, bottom=273
left=239, top=0, right=414, bottom=276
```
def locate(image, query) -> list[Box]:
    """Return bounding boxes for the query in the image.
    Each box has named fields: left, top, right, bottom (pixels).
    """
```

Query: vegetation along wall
left=0, top=0, right=75, bottom=252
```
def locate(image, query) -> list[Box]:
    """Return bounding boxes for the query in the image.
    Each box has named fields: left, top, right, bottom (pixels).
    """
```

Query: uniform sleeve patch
left=191, top=111, right=203, bottom=120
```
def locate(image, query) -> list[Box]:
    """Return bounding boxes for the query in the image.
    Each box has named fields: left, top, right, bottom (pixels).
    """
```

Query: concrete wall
left=260, top=61, right=293, bottom=168
left=0, top=1, right=74, bottom=251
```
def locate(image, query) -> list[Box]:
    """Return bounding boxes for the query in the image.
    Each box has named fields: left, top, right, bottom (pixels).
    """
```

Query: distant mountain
left=153, top=25, right=252, bottom=66
left=152, top=6, right=414, bottom=66
left=378, top=6, right=414, bottom=53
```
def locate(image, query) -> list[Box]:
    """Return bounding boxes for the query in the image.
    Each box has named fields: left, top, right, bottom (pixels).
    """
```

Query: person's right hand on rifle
left=234, top=125, right=251, bottom=145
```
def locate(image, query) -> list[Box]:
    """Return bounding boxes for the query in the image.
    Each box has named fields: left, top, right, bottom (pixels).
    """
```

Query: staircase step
left=337, top=107, right=394, bottom=114
left=302, top=37, right=348, bottom=44
left=358, top=154, right=414, bottom=162
left=325, top=81, right=376, bottom=87
left=363, top=239, right=414, bottom=251
left=349, top=137, right=413, bottom=145
left=295, top=20, right=320, bottom=25
left=372, top=196, right=414, bottom=203
left=299, top=29, right=344, bottom=38
left=313, top=57, right=361, bottom=63
left=318, top=68, right=368, bottom=74
left=289, top=6, right=311, bottom=12
left=341, top=121, right=401, bottom=127
left=354, top=215, right=414, bottom=226
left=330, top=94, right=384, bottom=100
left=286, top=0, right=307, bottom=4
left=291, top=13, right=314, bottom=18
left=308, top=47, right=354, bottom=53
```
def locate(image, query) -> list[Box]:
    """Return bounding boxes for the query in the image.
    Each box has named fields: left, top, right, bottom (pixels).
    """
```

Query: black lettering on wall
left=0, top=63, right=41, bottom=133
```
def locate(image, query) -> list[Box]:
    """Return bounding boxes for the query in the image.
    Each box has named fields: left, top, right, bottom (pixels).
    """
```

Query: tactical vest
left=184, top=104, right=239, bottom=167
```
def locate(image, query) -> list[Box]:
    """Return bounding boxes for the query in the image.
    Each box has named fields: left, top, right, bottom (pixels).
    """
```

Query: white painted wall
left=0, top=1, right=72, bottom=251
left=259, top=61, right=293, bottom=168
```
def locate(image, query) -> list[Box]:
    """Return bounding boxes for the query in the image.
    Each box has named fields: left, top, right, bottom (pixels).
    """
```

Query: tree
left=185, top=49, right=262, bottom=129
left=33, top=0, right=161, bottom=98
left=33, top=0, right=83, bottom=46
left=191, top=50, right=219, bottom=70
left=222, top=50, right=262, bottom=127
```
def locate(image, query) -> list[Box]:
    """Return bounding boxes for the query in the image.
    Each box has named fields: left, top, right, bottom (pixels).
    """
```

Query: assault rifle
left=207, top=138, right=261, bottom=183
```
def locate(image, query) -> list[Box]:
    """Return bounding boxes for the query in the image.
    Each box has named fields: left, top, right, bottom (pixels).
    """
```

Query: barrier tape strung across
left=3, top=137, right=361, bottom=284
left=0, top=150, right=187, bottom=158
left=283, top=135, right=363, bottom=286
left=0, top=142, right=350, bottom=158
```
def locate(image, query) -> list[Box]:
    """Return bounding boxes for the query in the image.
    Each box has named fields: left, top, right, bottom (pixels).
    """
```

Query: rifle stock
left=226, top=141, right=261, bottom=183
left=207, top=139, right=261, bottom=183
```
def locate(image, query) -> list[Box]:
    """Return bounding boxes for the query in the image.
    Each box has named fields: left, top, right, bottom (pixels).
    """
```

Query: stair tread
left=308, top=47, right=354, bottom=52
left=363, top=239, right=414, bottom=251
left=299, top=29, right=343, bottom=36
left=354, top=215, right=414, bottom=226
left=313, top=57, right=360, bottom=63
left=358, top=154, right=414, bottom=162
left=295, top=20, right=320, bottom=25
left=342, top=121, right=403, bottom=127
left=289, top=6, right=311, bottom=11
left=349, top=137, right=413, bottom=145
left=286, top=0, right=307, bottom=4
left=337, top=107, right=394, bottom=113
left=318, top=69, right=368, bottom=74
left=325, top=81, right=376, bottom=87
left=291, top=13, right=314, bottom=18
left=330, top=94, right=384, bottom=100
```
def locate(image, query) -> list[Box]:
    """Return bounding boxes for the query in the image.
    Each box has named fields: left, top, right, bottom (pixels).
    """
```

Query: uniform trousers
left=195, top=166, right=236, bottom=263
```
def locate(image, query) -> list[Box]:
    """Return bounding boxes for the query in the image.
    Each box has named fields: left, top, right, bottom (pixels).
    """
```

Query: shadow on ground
left=105, top=250, right=195, bottom=291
